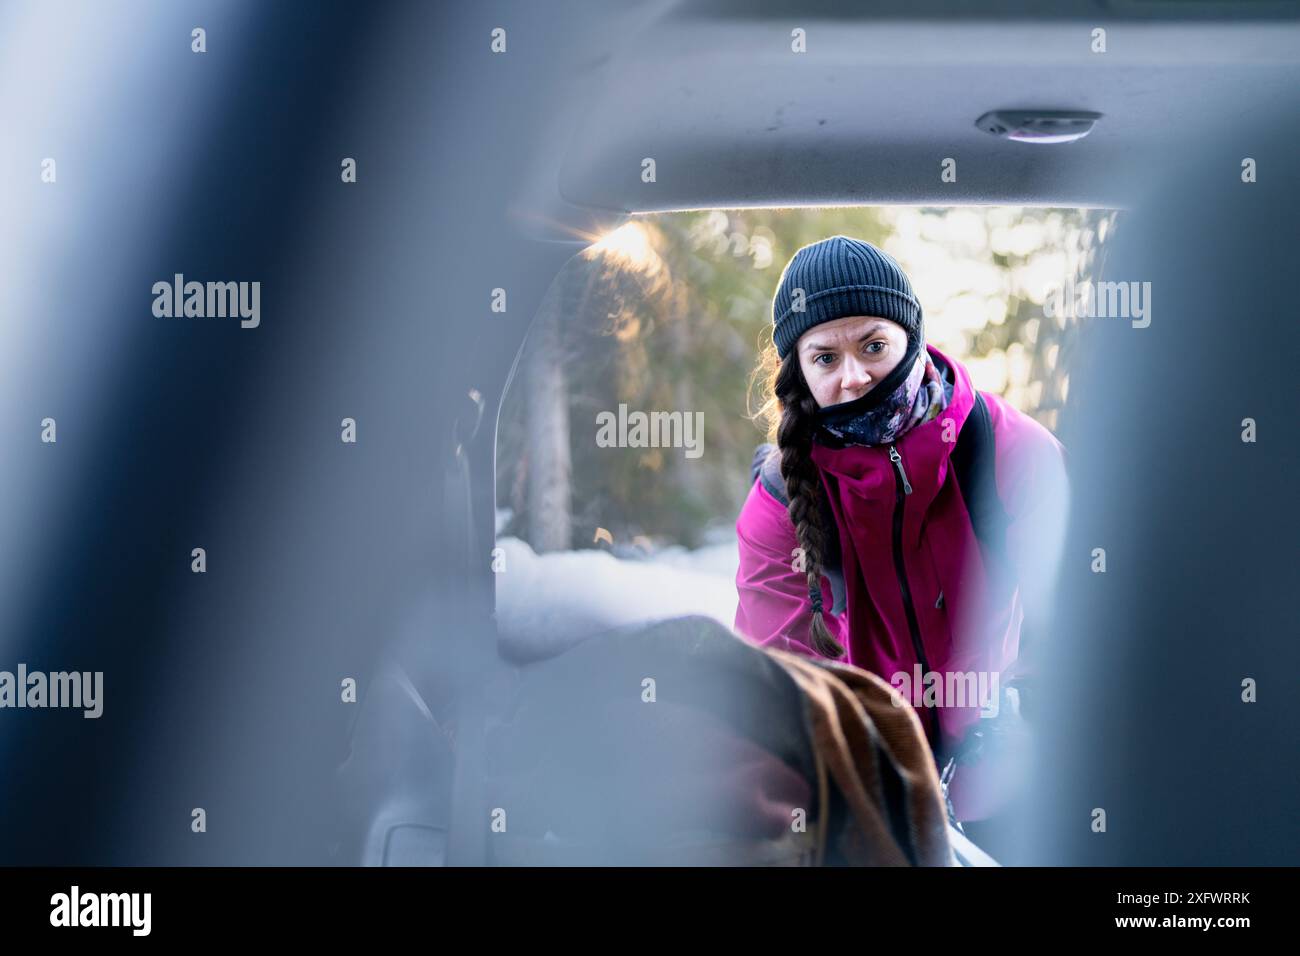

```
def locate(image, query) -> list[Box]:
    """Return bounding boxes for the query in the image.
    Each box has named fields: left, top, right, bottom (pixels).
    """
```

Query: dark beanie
left=771, top=235, right=923, bottom=360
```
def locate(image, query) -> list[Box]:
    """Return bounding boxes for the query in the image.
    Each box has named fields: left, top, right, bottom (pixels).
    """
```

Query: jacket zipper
left=889, top=443, right=940, bottom=755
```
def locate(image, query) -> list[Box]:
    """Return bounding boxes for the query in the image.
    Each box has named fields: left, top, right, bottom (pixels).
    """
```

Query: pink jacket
left=734, top=344, right=1069, bottom=821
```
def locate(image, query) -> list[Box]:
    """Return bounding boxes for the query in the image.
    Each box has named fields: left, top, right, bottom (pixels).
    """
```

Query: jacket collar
left=808, top=344, right=976, bottom=507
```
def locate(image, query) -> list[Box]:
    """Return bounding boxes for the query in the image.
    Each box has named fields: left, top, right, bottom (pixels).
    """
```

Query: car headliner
left=513, top=0, right=1300, bottom=241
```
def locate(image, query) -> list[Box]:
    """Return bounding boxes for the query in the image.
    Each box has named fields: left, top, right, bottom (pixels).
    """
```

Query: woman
left=734, top=235, right=1069, bottom=825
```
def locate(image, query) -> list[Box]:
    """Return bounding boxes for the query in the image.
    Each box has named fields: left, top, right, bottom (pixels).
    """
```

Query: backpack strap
left=750, top=442, right=776, bottom=493
left=950, top=392, right=1009, bottom=567
left=754, top=442, right=785, bottom=507
left=750, top=443, right=846, bottom=615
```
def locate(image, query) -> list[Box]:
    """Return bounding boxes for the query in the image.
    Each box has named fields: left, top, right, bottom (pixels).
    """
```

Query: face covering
left=814, top=343, right=950, bottom=448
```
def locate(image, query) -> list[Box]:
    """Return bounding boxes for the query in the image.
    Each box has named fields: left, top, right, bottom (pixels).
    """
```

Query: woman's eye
left=815, top=353, right=835, bottom=366
left=865, top=340, right=885, bottom=355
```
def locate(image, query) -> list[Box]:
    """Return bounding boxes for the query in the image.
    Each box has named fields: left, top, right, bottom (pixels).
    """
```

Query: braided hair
left=750, top=340, right=845, bottom=659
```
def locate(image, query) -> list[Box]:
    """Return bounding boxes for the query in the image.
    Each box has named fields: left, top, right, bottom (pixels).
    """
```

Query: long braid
left=774, top=352, right=845, bottom=659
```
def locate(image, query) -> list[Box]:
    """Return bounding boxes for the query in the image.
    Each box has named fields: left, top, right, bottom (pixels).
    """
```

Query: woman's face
left=795, top=315, right=909, bottom=408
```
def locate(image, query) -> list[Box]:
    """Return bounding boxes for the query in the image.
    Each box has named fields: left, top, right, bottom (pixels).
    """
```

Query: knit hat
left=771, top=236, right=923, bottom=361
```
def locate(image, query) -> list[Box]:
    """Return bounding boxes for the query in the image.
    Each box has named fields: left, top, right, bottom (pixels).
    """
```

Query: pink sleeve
left=733, top=478, right=847, bottom=660
left=984, top=394, right=1071, bottom=681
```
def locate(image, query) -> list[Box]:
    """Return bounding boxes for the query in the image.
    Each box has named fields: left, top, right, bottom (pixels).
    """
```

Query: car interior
left=333, top=0, right=1300, bottom=866
left=3, top=0, right=1294, bottom=869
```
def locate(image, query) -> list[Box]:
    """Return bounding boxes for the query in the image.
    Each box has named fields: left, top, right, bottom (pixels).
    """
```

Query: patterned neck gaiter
left=814, top=348, right=951, bottom=448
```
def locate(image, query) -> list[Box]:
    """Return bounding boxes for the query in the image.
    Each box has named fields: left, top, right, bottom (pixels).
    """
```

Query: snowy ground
left=492, top=514, right=741, bottom=660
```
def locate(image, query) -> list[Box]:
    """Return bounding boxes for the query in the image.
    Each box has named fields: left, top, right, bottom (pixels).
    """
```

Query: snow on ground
left=492, top=530, right=741, bottom=660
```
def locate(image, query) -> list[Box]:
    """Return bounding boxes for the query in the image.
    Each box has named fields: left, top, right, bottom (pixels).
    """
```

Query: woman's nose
left=840, top=356, right=871, bottom=392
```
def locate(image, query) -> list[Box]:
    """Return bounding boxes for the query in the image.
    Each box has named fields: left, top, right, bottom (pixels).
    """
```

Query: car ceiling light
left=975, top=110, right=1102, bottom=144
